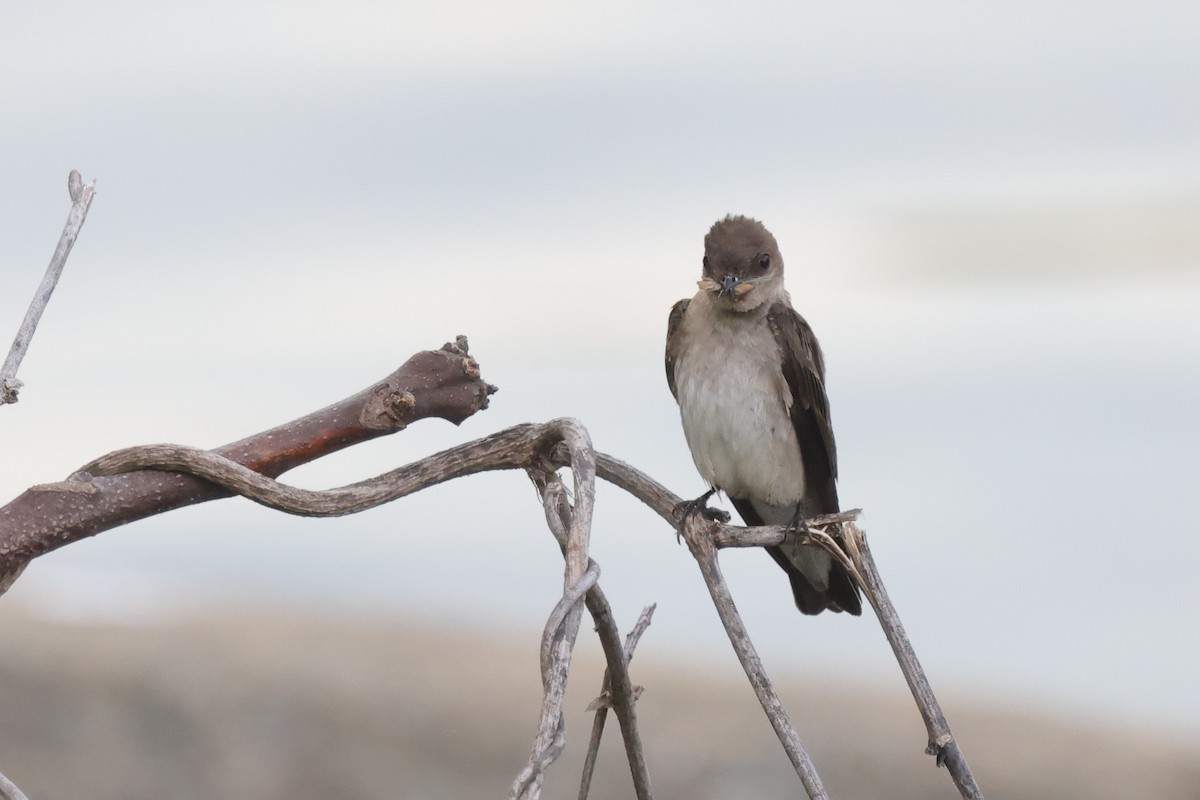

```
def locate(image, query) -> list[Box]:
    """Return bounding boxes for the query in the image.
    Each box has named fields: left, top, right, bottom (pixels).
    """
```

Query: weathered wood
left=0, top=337, right=495, bottom=580
left=1, top=171, right=97, bottom=405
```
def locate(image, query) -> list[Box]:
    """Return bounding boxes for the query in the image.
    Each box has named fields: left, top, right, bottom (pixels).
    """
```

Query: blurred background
left=2, top=2, right=1198, bottom=797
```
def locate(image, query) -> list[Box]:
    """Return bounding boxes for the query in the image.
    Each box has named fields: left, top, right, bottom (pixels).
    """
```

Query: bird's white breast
left=674, top=307, right=805, bottom=505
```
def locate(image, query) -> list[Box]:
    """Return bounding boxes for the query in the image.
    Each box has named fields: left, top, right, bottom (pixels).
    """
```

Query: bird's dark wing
left=761, top=303, right=860, bottom=615
left=665, top=299, right=690, bottom=400
left=766, top=302, right=839, bottom=513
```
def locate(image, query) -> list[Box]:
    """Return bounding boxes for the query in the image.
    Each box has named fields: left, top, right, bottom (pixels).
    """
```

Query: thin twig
left=511, top=560, right=601, bottom=798
left=678, top=512, right=830, bottom=800
left=578, top=604, right=656, bottom=800
left=746, top=514, right=983, bottom=800
left=836, top=522, right=984, bottom=799
left=710, top=509, right=863, bottom=548
left=2, top=170, right=97, bottom=405
left=0, top=770, right=29, bottom=800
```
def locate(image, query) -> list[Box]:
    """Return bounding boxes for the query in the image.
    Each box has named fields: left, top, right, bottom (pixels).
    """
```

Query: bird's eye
left=703, top=255, right=711, bottom=271
left=755, top=253, right=771, bottom=271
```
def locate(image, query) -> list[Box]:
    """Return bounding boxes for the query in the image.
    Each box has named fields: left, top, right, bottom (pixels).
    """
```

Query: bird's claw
left=702, top=506, right=731, bottom=523
left=774, top=511, right=816, bottom=561
left=672, top=491, right=729, bottom=543
left=671, top=497, right=729, bottom=524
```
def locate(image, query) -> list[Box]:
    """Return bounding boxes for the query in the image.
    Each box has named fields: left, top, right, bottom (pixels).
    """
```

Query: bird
left=665, top=214, right=861, bottom=615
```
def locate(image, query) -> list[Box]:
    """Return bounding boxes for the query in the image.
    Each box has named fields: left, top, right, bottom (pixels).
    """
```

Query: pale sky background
left=2, top=0, right=1199, bottom=741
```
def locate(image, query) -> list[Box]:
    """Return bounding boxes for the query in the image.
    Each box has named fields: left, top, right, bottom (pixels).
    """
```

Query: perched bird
left=665, top=215, right=861, bottom=615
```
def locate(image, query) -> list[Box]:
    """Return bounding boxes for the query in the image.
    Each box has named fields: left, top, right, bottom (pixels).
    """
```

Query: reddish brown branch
left=0, top=337, right=495, bottom=582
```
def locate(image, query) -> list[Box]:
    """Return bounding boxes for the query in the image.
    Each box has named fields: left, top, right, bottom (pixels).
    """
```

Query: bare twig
left=2, top=170, right=97, bottom=405
left=678, top=512, right=830, bottom=800
left=710, top=509, right=863, bottom=548
left=0, top=770, right=29, bottom=800
left=578, top=604, right=656, bottom=800
left=511, top=559, right=602, bottom=799
left=819, top=522, right=984, bottom=800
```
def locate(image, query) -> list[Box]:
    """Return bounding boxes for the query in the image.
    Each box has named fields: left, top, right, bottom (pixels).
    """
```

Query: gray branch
left=577, top=603, right=656, bottom=800
left=5, top=418, right=983, bottom=797
left=677, top=511, right=830, bottom=799
left=511, top=419, right=598, bottom=800
left=1, top=170, right=97, bottom=405
left=808, top=520, right=984, bottom=799
left=536, top=474, right=655, bottom=800
left=0, top=770, right=29, bottom=800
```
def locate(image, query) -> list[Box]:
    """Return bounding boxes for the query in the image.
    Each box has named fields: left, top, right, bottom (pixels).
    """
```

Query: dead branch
left=678, top=511, right=830, bottom=800
left=577, top=603, right=656, bottom=800
left=589, top=452, right=983, bottom=799
left=0, top=336, right=496, bottom=586
left=0, top=770, right=29, bottom=800
left=1, top=353, right=982, bottom=798
left=1, top=373, right=660, bottom=798
left=591, top=456, right=840, bottom=797
left=536, top=473, right=655, bottom=800
left=510, top=419, right=598, bottom=800
left=1, top=171, right=97, bottom=406
left=812, top=520, right=984, bottom=800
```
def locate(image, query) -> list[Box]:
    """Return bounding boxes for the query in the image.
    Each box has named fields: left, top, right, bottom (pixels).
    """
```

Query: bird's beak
left=720, top=276, right=755, bottom=298
left=697, top=276, right=756, bottom=298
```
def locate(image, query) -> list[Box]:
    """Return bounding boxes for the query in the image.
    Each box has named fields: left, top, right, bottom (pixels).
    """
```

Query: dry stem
left=0, top=770, right=29, bottom=800
left=2, top=170, right=97, bottom=405
left=823, top=521, right=984, bottom=799
left=577, top=603, right=656, bottom=800
left=678, top=511, right=830, bottom=800
left=536, top=475, right=655, bottom=800
left=593, top=452, right=983, bottom=799
left=510, top=419, right=598, bottom=800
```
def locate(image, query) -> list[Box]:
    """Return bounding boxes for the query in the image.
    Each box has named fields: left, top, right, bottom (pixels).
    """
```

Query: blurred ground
left=0, top=605, right=1196, bottom=800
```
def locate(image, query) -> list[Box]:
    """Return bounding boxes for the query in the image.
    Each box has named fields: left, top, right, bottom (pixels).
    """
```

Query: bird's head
left=698, top=215, right=785, bottom=312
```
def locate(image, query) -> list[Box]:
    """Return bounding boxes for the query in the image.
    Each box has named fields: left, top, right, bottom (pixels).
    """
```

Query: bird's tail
left=731, top=497, right=862, bottom=616
left=768, top=546, right=863, bottom=616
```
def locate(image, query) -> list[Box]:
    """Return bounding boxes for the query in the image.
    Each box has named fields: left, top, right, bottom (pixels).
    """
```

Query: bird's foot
left=672, top=489, right=730, bottom=542
left=786, top=507, right=815, bottom=540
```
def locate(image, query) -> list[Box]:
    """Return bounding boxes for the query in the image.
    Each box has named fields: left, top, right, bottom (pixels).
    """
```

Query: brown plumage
left=666, top=215, right=861, bottom=615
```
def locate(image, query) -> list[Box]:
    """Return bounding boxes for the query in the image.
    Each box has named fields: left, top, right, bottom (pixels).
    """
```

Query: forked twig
left=578, top=604, right=656, bottom=800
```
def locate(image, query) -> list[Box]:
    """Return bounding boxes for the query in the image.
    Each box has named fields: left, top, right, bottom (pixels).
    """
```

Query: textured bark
left=0, top=337, right=495, bottom=581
